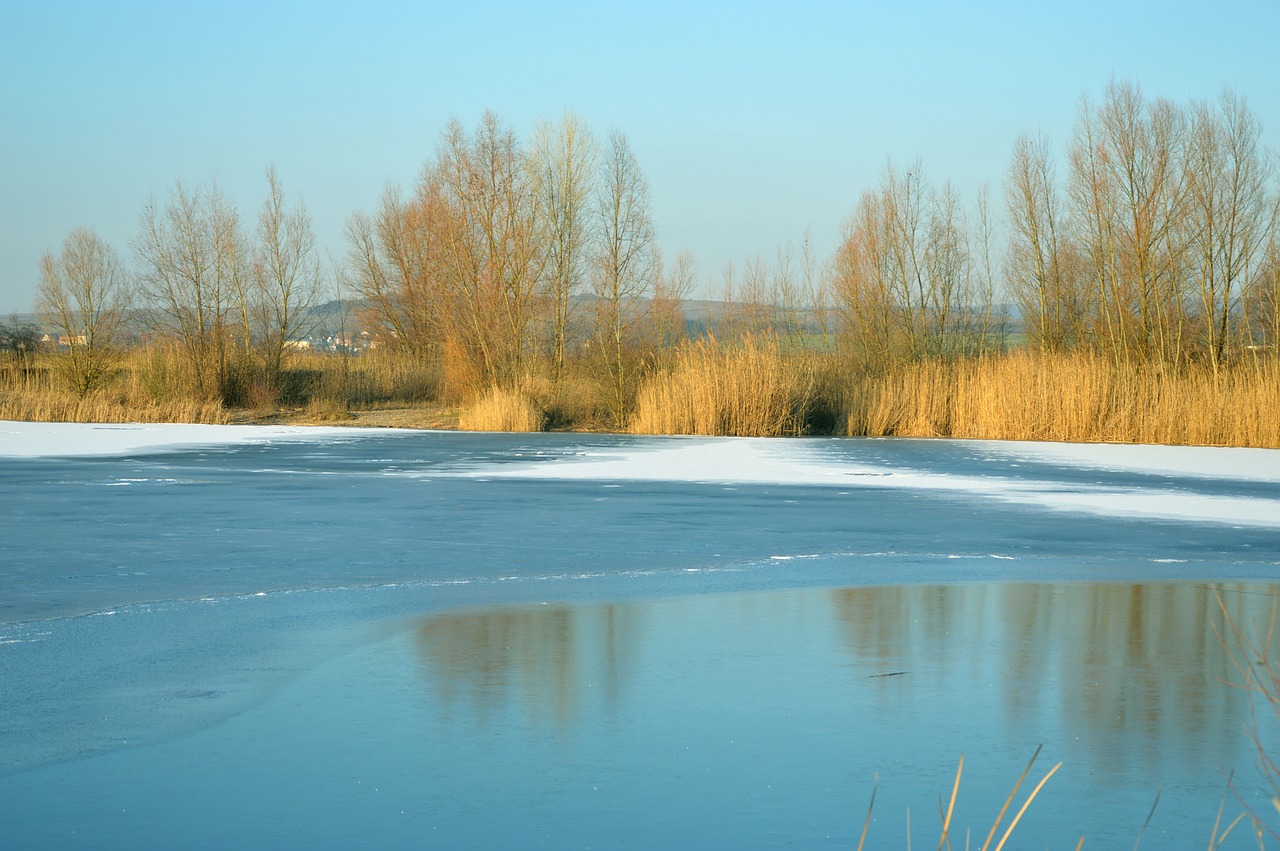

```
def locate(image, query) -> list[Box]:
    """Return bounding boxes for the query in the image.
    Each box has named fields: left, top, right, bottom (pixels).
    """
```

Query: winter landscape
left=6, top=3, right=1280, bottom=848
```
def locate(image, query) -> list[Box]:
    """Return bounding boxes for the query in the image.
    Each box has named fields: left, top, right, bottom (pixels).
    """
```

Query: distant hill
left=7, top=299, right=1028, bottom=346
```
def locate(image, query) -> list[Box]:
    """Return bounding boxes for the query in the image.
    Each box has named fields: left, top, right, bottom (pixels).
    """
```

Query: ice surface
left=5, top=422, right=1277, bottom=526
left=3, top=423, right=1280, bottom=848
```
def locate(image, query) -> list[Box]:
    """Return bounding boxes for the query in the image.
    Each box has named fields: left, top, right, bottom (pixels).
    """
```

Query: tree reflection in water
left=415, top=581, right=1280, bottom=783
left=416, top=602, right=644, bottom=727
left=830, top=582, right=1280, bottom=776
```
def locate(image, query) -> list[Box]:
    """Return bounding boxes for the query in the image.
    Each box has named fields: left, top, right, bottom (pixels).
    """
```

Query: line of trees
left=829, top=164, right=1003, bottom=370
left=36, top=167, right=324, bottom=399
left=25, top=82, right=1280, bottom=415
left=36, top=228, right=131, bottom=394
left=134, top=166, right=323, bottom=399
left=346, top=110, right=687, bottom=425
left=1004, top=82, right=1279, bottom=370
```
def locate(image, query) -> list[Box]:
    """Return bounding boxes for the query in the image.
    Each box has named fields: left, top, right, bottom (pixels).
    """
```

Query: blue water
left=2, top=431, right=1279, bottom=848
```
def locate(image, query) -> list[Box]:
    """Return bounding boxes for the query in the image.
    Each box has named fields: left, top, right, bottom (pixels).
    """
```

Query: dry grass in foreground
left=855, top=746, right=1069, bottom=851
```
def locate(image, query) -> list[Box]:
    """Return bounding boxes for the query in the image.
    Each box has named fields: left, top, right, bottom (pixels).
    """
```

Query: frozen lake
left=2, top=423, right=1279, bottom=847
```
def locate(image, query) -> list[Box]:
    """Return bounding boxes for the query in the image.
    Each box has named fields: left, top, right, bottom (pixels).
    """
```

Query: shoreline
left=8, top=411, right=1280, bottom=457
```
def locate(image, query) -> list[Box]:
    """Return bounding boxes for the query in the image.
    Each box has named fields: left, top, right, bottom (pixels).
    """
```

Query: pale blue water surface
left=2, top=431, right=1279, bottom=848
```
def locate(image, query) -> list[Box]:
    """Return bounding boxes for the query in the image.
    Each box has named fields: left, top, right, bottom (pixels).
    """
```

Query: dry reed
left=524, top=368, right=604, bottom=430
left=851, top=351, right=1280, bottom=448
left=286, top=349, right=440, bottom=408
left=0, top=388, right=227, bottom=424
left=9, top=340, right=1280, bottom=447
left=630, top=336, right=810, bottom=436
left=854, top=746, right=1067, bottom=851
left=459, top=385, right=545, bottom=432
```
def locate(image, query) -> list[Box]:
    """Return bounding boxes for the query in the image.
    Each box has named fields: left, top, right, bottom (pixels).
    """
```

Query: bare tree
left=347, top=113, right=547, bottom=399
left=1247, top=223, right=1280, bottom=356
left=0, top=316, right=43, bottom=376
left=135, top=181, right=246, bottom=398
left=36, top=228, right=132, bottom=394
left=1183, top=89, right=1273, bottom=372
left=345, top=186, right=445, bottom=360
left=714, top=261, right=743, bottom=339
left=1005, top=133, right=1083, bottom=351
left=711, top=255, right=770, bottom=342
left=645, top=249, right=695, bottom=362
left=717, top=240, right=819, bottom=348
left=799, top=229, right=837, bottom=353
left=1067, top=95, right=1125, bottom=359
left=972, top=186, right=1006, bottom=354
left=831, top=163, right=991, bottom=369
left=324, top=256, right=357, bottom=405
left=430, top=112, right=546, bottom=391
left=831, top=182, right=897, bottom=370
left=1068, top=82, right=1188, bottom=365
left=922, top=181, right=970, bottom=355
left=768, top=242, right=810, bottom=349
left=590, top=129, right=658, bottom=427
left=253, top=166, right=323, bottom=384
left=528, top=110, right=597, bottom=380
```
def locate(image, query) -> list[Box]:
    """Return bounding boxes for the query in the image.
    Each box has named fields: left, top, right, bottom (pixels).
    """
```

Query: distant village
left=2, top=302, right=386, bottom=358
left=37, top=331, right=380, bottom=353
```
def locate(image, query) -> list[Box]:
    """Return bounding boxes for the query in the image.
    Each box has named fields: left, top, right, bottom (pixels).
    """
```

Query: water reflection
left=831, top=582, right=1275, bottom=776
left=416, top=602, right=644, bottom=727
left=417, top=582, right=1279, bottom=779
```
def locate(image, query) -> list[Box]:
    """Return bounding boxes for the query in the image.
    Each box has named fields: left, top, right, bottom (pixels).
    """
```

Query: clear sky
left=2, top=0, right=1278, bottom=314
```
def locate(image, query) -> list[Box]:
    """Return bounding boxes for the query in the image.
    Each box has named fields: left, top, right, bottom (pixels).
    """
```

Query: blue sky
left=2, top=0, right=1278, bottom=313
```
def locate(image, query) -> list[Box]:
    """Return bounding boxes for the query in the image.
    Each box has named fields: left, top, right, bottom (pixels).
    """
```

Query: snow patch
left=446, top=435, right=1280, bottom=528
left=0, top=421, right=401, bottom=459
left=963, top=439, right=1280, bottom=484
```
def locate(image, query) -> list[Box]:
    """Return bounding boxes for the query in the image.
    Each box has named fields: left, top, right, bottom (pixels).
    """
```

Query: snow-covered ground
left=459, top=433, right=1280, bottom=484
left=969, top=439, right=1280, bottom=484
left=0, top=420, right=400, bottom=458
left=446, top=434, right=1280, bottom=527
